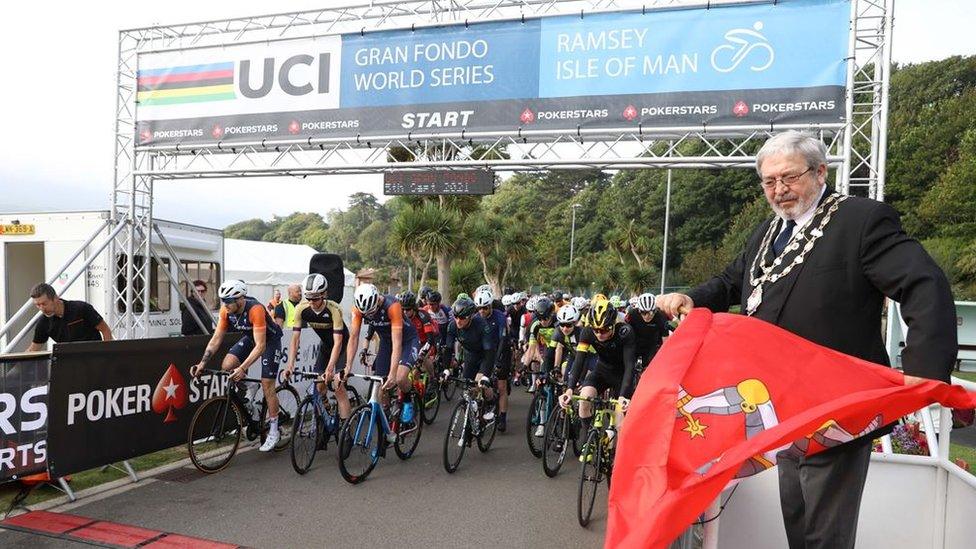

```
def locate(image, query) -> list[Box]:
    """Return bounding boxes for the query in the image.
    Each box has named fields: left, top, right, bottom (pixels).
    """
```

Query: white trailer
left=0, top=210, right=223, bottom=351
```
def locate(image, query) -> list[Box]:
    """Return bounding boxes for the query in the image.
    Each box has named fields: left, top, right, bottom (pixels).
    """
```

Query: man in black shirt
left=180, top=280, right=215, bottom=336
left=27, top=283, right=112, bottom=351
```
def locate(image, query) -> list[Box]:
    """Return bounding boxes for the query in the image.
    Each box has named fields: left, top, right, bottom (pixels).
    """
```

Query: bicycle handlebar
left=195, top=368, right=263, bottom=384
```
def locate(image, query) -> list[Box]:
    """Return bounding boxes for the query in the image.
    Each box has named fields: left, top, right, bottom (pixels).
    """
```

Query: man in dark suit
left=657, top=130, right=957, bottom=549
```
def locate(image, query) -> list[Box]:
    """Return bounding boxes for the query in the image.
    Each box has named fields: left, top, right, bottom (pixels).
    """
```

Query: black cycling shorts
left=581, top=363, right=623, bottom=397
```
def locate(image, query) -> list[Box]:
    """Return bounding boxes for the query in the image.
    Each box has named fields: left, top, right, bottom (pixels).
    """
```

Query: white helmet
left=218, top=279, right=247, bottom=301
left=517, top=292, right=528, bottom=302
left=571, top=296, right=589, bottom=310
left=526, top=295, right=539, bottom=313
left=501, top=294, right=513, bottom=307
left=556, top=304, right=580, bottom=325
left=475, top=284, right=493, bottom=299
left=302, top=273, right=328, bottom=298
left=473, top=289, right=493, bottom=308
left=635, top=293, right=657, bottom=313
left=354, top=283, right=381, bottom=314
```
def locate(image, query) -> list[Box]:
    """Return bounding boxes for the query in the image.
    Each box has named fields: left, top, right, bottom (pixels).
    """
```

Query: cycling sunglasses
left=592, top=326, right=613, bottom=335
left=558, top=322, right=575, bottom=328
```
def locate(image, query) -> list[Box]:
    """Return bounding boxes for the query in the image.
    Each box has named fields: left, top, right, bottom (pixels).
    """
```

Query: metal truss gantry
left=110, top=0, right=892, bottom=338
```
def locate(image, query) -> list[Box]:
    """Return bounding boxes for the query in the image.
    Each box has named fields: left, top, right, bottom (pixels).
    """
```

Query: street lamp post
left=570, top=203, right=581, bottom=267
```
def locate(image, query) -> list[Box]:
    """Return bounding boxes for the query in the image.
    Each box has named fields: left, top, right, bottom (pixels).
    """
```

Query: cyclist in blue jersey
left=191, top=279, right=285, bottom=452
left=345, top=283, right=420, bottom=396
left=443, top=296, right=498, bottom=421
left=475, top=289, right=511, bottom=432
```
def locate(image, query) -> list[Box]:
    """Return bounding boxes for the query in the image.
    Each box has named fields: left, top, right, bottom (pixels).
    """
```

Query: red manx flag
left=606, top=309, right=976, bottom=549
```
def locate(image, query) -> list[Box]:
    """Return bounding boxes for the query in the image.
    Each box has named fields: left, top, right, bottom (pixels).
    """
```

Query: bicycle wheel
left=543, top=407, right=569, bottom=478
left=442, top=376, right=458, bottom=401
left=188, top=397, right=243, bottom=474
left=578, top=429, right=603, bottom=528
left=275, top=384, right=300, bottom=450
left=526, top=391, right=546, bottom=458
left=257, top=383, right=300, bottom=451
left=345, top=384, right=364, bottom=409
left=443, top=400, right=468, bottom=473
left=477, top=401, right=497, bottom=453
left=571, top=413, right=584, bottom=457
left=421, top=376, right=441, bottom=425
left=394, top=393, right=423, bottom=460
left=290, top=396, right=321, bottom=475
left=337, top=404, right=380, bottom=484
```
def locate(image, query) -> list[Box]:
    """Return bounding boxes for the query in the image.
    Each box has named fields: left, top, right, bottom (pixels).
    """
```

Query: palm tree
left=390, top=202, right=462, bottom=292
left=386, top=140, right=509, bottom=297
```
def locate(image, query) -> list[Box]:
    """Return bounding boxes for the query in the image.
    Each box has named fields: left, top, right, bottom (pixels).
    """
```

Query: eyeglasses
left=592, top=327, right=612, bottom=335
left=559, top=322, right=575, bottom=329
left=308, top=296, right=323, bottom=302
left=760, top=167, right=813, bottom=189
left=220, top=298, right=237, bottom=305
left=478, top=306, right=490, bottom=311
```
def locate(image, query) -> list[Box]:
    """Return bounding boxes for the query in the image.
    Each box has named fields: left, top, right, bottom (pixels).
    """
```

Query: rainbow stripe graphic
left=137, top=62, right=235, bottom=106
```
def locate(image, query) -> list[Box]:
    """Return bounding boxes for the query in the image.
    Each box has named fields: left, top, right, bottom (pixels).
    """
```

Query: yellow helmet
left=587, top=298, right=617, bottom=331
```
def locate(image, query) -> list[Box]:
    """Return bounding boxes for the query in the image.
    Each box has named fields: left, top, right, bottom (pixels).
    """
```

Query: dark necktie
left=773, top=219, right=796, bottom=257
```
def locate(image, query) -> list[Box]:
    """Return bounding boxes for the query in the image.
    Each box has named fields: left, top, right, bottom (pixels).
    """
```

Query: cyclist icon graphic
left=711, top=21, right=775, bottom=73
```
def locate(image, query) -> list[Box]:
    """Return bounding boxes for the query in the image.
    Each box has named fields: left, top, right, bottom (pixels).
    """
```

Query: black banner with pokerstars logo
left=0, top=353, right=49, bottom=481
left=46, top=335, right=240, bottom=477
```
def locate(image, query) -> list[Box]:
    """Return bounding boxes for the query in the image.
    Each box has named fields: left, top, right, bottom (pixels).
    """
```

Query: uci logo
left=239, top=53, right=332, bottom=98
left=710, top=22, right=775, bottom=74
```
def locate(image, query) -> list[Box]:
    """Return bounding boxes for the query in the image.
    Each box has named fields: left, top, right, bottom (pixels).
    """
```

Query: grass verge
left=0, top=445, right=190, bottom=511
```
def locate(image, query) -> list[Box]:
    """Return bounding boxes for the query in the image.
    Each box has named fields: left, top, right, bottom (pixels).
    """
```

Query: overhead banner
left=136, top=0, right=849, bottom=146
left=0, top=353, right=49, bottom=481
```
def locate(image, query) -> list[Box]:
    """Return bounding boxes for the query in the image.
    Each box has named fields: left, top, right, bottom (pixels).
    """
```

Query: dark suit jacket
left=687, top=195, right=957, bottom=382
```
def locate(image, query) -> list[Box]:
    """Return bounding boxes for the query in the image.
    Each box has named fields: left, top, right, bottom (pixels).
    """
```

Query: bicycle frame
left=349, top=374, right=392, bottom=462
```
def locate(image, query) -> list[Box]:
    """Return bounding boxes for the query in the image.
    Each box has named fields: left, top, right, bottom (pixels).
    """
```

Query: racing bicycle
left=442, top=376, right=498, bottom=474
left=289, top=371, right=363, bottom=474
left=337, top=373, right=423, bottom=484
left=187, top=369, right=299, bottom=473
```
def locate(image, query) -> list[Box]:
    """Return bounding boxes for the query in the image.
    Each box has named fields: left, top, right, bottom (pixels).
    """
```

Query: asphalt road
left=0, top=387, right=608, bottom=548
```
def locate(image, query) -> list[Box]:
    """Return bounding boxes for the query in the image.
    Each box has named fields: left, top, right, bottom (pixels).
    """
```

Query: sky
left=1, top=0, right=973, bottom=228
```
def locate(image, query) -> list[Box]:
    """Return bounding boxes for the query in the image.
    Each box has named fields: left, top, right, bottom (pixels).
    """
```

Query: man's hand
left=230, top=367, right=246, bottom=382
left=283, top=367, right=294, bottom=381
left=559, top=389, right=573, bottom=409
left=324, top=366, right=335, bottom=382
left=382, top=371, right=398, bottom=391
left=190, top=363, right=205, bottom=378
left=656, top=293, right=694, bottom=320
left=618, top=397, right=630, bottom=413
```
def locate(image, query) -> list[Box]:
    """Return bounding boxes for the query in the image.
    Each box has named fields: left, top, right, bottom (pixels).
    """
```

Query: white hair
left=755, top=131, right=828, bottom=176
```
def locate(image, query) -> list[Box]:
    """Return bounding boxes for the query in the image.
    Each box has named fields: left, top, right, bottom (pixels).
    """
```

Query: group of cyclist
left=189, top=274, right=672, bottom=455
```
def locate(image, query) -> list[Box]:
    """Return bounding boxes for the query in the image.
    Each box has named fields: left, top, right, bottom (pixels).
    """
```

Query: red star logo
left=288, top=120, right=300, bottom=134
left=732, top=101, right=750, bottom=117
left=622, top=105, right=638, bottom=121
left=211, top=124, right=224, bottom=139
left=520, top=108, right=535, bottom=124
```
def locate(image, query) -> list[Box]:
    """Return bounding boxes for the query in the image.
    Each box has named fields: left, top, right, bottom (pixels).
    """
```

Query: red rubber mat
left=0, top=510, right=240, bottom=548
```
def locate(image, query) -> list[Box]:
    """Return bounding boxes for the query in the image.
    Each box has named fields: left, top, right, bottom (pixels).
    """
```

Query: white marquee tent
left=224, top=238, right=355, bottom=314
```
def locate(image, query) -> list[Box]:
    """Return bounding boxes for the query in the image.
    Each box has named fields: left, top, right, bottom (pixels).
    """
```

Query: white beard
left=771, top=184, right=823, bottom=220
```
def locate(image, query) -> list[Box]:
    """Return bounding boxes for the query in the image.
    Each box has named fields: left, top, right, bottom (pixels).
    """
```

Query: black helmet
left=428, top=290, right=442, bottom=303
left=452, top=297, right=477, bottom=319
left=535, top=297, right=555, bottom=320
left=419, top=285, right=433, bottom=300
left=397, top=291, right=417, bottom=310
